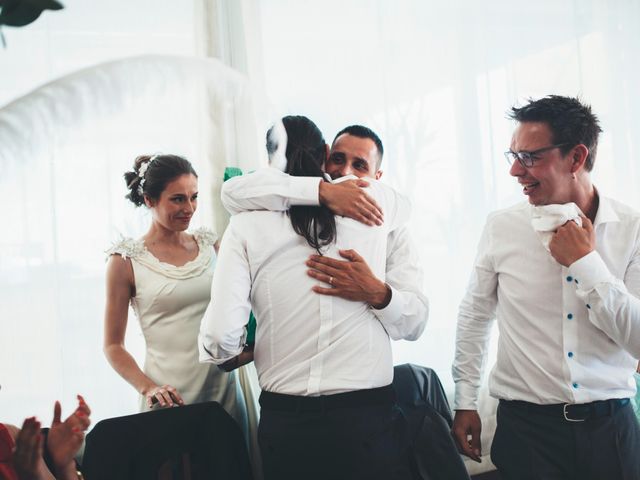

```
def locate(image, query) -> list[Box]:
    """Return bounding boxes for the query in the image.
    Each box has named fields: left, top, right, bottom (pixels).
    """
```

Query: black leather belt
left=500, top=398, right=630, bottom=422
left=259, top=385, right=395, bottom=413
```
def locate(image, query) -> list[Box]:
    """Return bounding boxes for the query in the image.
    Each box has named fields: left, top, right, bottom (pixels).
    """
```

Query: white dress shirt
left=199, top=179, right=417, bottom=395
left=453, top=194, right=640, bottom=410
left=220, top=167, right=429, bottom=340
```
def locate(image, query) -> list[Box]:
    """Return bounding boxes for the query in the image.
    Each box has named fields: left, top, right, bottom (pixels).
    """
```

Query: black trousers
left=491, top=400, right=640, bottom=480
left=258, top=392, right=412, bottom=480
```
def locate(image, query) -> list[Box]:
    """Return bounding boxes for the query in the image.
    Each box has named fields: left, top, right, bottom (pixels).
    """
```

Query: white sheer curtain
left=3, top=0, right=640, bottom=428
left=254, top=0, right=640, bottom=394
left=0, top=2, right=261, bottom=426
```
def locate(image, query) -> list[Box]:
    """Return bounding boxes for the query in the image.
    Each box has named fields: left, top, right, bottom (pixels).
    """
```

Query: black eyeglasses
left=504, top=143, right=570, bottom=168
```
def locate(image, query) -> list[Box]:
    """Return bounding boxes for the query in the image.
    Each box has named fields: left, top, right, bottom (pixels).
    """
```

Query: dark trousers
left=491, top=400, right=640, bottom=480
left=258, top=391, right=412, bottom=480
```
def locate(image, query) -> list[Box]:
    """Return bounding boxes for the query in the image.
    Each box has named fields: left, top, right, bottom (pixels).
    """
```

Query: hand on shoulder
left=319, top=180, right=383, bottom=226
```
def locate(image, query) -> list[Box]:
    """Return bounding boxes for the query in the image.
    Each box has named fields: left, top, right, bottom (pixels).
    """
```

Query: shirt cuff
left=288, top=176, right=322, bottom=206
left=198, top=343, right=224, bottom=365
left=568, top=250, right=614, bottom=291
left=198, top=329, right=247, bottom=365
left=453, top=382, right=479, bottom=411
left=371, top=284, right=400, bottom=325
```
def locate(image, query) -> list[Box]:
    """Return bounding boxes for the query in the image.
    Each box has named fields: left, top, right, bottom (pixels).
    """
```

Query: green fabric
left=632, top=372, right=640, bottom=421
left=224, top=166, right=244, bottom=182
left=223, top=167, right=257, bottom=344
left=246, top=312, right=256, bottom=344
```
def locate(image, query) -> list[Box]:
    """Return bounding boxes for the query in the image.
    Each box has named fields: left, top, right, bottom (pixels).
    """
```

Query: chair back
left=393, top=364, right=470, bottom=480
left=82, top=401, right=253, bottom=480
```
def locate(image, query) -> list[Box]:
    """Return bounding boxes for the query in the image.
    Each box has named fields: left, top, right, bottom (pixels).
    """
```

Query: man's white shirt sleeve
left=569, top=249, right=640, bottom=358
left=221, top=167, right=320, bottom=214
left=452, top=219, right=499, bottom=410
left=372, top=226, right=428, bottom=341
left=198, top=221, right=251, bottom=364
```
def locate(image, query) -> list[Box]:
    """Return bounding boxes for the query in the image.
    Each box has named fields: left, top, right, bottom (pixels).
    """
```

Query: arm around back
left=221, top=167, right=385, bottom=226
left=221, top=167, right=321, bottom=215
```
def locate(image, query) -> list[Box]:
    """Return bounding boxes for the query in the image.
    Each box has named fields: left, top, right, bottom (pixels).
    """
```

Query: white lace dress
left=106, top=228, right=249, bottom=432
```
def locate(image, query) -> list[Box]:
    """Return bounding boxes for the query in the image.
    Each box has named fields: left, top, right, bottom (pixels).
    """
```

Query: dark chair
left=393, top=363, right=470, bottom=480
left=81, top=401, right=252, bottom=480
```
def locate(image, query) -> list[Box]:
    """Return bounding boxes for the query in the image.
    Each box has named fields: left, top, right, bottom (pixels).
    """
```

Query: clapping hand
left=13, top=417, right=50, bottom=480
left=47, top=395, right=91, bottom=478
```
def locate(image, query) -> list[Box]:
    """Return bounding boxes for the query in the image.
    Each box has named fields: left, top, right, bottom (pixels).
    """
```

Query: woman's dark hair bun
left=123, top=154, right=197, bottom=207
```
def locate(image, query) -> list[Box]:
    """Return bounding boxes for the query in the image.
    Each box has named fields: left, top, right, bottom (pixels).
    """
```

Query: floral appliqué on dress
left=105, top=236, right=146, bottom=261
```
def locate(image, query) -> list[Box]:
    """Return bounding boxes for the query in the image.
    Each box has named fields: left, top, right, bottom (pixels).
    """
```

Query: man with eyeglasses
left=452, top=95, right=640, bottom=479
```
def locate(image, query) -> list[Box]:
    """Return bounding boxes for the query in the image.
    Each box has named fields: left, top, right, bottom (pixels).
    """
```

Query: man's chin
left=522, top=186, right=546, bottom=206
left=528, top=198, right=547, bottom=206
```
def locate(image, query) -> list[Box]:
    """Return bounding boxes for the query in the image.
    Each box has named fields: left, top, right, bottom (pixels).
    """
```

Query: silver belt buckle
left=563, top=403, right=586, bottom=422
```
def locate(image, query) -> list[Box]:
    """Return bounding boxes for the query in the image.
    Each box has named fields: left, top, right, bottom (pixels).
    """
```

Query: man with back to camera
left=452, top=95, right=640, bottom=479
left=199, top=116, right=418, bottom=479
left=221, top=124, right=428, bottom=343
left=221, top=123, right=473, bottom=480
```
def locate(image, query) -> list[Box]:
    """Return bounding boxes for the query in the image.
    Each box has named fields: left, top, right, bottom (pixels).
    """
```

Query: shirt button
left=568, top=352, right=574, bottom=358
left=566, top=276, right=573, bottom=282
left=586, top=304, right=591, bottom=309
left=572, top=382, right=579, bottom=389
left=567, top=313, right=573, bottom=319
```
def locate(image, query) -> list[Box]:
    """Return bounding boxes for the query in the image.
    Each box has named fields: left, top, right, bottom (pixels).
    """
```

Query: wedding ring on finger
left=329, top=276, right=334, bottom=286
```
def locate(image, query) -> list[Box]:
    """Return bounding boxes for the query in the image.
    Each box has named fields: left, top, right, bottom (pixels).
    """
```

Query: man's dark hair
left=332, top=124, right=384, bottom=169
left=508, top=95, right=602, bottom=172
left=267, top=115, right=336, bottom=253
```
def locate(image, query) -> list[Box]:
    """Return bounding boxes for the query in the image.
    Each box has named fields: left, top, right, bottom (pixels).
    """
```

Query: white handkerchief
left=531, top=203, right=583, bottom=251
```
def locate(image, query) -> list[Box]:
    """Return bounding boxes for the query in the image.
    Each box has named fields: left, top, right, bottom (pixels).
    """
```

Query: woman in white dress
left=103, top=154, right=248, bottom=432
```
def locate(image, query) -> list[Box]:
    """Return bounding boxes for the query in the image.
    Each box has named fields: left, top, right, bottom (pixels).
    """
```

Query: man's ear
left=570, top=144, right=589, bottom=173
left=375, top=170, right=383, bottom=180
